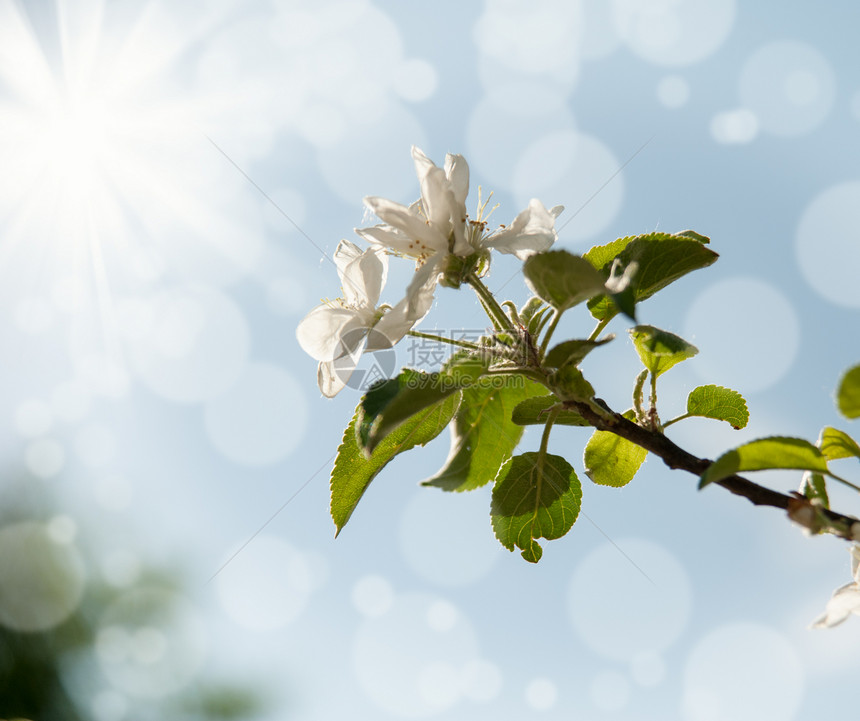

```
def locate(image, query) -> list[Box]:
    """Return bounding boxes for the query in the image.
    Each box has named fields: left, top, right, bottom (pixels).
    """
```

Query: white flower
left=355, top=147, right=468, bottom=319
left=479, top=199, right=564, bottom=261
left=811, top=544, right=860, bottom=629
left=357, top=146, right=470, bottom=260
left=355, top=146, right=563, bottom=316
left=296, top=240, right=420, bottom=397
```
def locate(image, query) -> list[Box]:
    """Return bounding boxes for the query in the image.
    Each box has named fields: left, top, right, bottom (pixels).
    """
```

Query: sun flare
left=0, top=0, right=265, bottom=369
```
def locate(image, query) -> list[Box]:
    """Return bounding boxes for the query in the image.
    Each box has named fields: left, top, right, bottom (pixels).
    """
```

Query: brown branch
left=570, top=399, right=860, bottom=541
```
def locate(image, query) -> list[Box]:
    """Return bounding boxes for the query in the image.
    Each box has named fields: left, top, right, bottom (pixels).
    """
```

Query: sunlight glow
left=43, top=94, right=111, bottom=202
left=0, top=0, right=266, bottom=387
left=0, top=1, right=257, bottom=273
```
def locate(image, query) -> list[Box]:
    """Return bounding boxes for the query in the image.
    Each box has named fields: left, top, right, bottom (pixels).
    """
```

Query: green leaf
left=585, top=232, right=718, bottom=322
left=699, top=436, right=829, bottom=489
left=356, top=376, right=402, bottom=448
left=522, top=250, right=607, bottom=312
left=491, top=452, right=582, bottom=562
left=548, top=365, right=595, bottom=403
left=837, top=363, right=860, bottom=419
left=583, top=233, right=642, bottom=270
left=686, top=385, right=749, bottom=430
left=511, top=394, right=589, bottom=427
left=605, top=278, right=637, bottom=322
left=360, top=356, right=489, bottom=453
left=518, top=297, right=553, bottom=337
left=442, top=347, right=494, bottom=381
left=528, top=307, right=552, bottom=336
left=818, top=426, right=860, bottom=461
left=502, top=300, right=521, bottom=326
left=800, top=471, right=830, bottom=509
left=584, top=414, right=648, bottom=487
left=675, top=229, right=711, bottom=243
left=629, top=325, right=698, bottom=378
left=423, top=378, right=545, bottom=492
left=331, top=394, right=460, bottom=535
left=544, top=335, right=615, bottom=368
left=519, top=296, right=547, bottom=326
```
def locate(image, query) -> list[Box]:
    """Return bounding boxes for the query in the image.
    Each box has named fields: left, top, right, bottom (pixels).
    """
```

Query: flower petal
left=355, top=223, right=415, bottom=255
left=340, top=244, right=387, bottom=308
left=444, top=153, right=470, bottom=206
left=372, top=297, right=419, bottom=349
left=333, top=238, right=363, bottom=275
left=419, top=164, right=457, bottom=237
left=451, top=230, right=473, bottom=257
left=363, top=196, right=448, bottom=255
left=404, top=255, right=443, bottom=320
left=413, top=147, right=469, bottom=255
left=411, top=145, right=435, bottom=180
left=851, top=544, right=860, bottom=583
left=318, top=360, right=349, bottom=398
left=811, top=582, right=860, bottom=628
left=296, top=304, right=359, bottom=361
left=484, top=198, right=558, bottom=260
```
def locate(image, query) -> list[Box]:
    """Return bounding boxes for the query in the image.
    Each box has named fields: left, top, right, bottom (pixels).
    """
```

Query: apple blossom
left=356, top=146, right=563, bottom=317
left=296, top=239, right=427, bottom=397
left=811, top=544, right=860, bottom=628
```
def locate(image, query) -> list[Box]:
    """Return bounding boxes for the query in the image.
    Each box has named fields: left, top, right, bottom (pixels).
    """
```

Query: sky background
left=1, top=0, right=860, bottom=719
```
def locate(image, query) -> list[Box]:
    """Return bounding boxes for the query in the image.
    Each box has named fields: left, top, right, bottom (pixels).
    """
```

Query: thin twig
left=569, top=399, right=860, bottom=539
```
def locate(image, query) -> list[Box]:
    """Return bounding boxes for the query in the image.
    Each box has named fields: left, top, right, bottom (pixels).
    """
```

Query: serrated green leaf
left=510, top=394, right=589, bottom=427
left=584, top=419, right=648, bottom=488
left=818, top=427, right=860, bottom=461
left=522, top=250, right=607, bottom=312
left=686, top=385, right=749, bottom=429
left=549, top=364, right=595, bottom=402
left=837, top=363, right=860, bottom=419
left=583, top=234, right=642, bottom=270
left=585, top=233, right=718, bottom=322
left=491, top=452, right=582, bottom=562
left=331, top=394, right=461, bottom=534
left=675, top=229, right=711, bottom=243
left=583, top=230, right=710, bottom=269
left=360, top=356, right=489, bottom=453
left=800, top=471, right=830, bottom=509
left=356, top=376, right=402, bottom=448
left=423, top=378, right=544, bottom=492
left=699, top=436, right=829, bottom=489
left=629, top=325, right=698, bottom=378
left=545, top=335, right=615, bottom=368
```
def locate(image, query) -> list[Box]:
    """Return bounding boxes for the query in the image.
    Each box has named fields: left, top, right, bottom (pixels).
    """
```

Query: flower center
left=465, top=186, right=500, bottom=250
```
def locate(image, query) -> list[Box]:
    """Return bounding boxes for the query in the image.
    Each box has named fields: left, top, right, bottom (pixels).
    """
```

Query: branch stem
left=406, top=329, right=480, bottom=351
left=568, top=399, right=860, bottom=541
left=468, top=274, right=514, bottom=331
left=539, top=309, right=562, bottom=357
left=827, top=472, right=860, bottom=494
left=539, top=406, right=560, bottom=458
left=661, top=413, right=691, bottom=429
left=587, top=317, right=611, bottom=342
